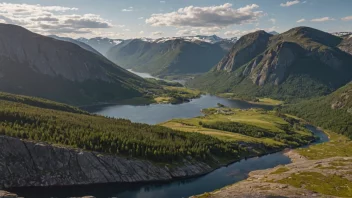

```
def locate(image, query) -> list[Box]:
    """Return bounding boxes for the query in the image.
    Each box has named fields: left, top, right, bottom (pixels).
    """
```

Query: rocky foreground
left=0, top=135, right=212, bottom=188
left=0, top=191, right=94, bottom=198
left=193, top=150, right=352, bottom=198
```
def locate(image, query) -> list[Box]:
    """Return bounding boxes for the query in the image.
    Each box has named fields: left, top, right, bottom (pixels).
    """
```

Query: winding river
left=9, top=71, right=330, bottom=198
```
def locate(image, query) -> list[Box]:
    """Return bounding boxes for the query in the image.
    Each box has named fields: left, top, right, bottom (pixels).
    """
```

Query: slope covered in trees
left=0, top=93, right=244, bottom=163
left=280, top=83, right=352, bottom=139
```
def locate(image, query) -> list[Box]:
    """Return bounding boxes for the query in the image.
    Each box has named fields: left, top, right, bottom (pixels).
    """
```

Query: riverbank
left=193, top=131, right=352, bottom=198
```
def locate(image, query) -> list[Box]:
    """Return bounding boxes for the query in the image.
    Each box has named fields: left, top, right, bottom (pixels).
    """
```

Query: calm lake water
left=86, top=94, right=272, bottom=125
left=10, top=127, right=328, bottom=198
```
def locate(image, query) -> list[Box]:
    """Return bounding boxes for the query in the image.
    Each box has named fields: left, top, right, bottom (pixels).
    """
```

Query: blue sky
left=1, top=0, right=351, bottom=38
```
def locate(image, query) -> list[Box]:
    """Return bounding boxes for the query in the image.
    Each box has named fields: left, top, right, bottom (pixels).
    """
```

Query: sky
left=0, top=0, right=351, bottom=39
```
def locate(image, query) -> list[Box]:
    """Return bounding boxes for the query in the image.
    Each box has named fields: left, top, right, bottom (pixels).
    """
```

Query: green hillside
left=0, top=23, right=158, bottom=105
left=106, top=39, right=232, bottom=77
left=280, top=83, right=352, bottom=139
left=188, top=27, right=352, bottom=101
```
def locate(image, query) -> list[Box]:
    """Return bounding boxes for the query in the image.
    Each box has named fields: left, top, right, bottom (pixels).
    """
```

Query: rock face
left=0, top=191, right=19, bottom=198
left=0, top=136, right=212, bottom=188
left=339, top=36, right=352, bottom=55
left=216, top=31, right=272, bottom=72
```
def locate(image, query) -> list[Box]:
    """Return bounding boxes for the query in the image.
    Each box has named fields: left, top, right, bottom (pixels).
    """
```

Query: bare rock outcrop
left=0, top=136, right=212, bottom=189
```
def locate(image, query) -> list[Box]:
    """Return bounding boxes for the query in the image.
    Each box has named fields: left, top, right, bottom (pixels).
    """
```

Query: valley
left=0, top=10, right=351, bottom=198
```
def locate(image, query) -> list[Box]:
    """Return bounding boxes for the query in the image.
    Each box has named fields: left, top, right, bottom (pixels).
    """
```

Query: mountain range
left=49, top=35, right=101, bottom=55
left=0, top=23, right=156, bottom=105
left=77, top=37, right=124, bottom=55
left=188, top=27, right=352, bottom=100
left=106, top=37, right=236, bottom=77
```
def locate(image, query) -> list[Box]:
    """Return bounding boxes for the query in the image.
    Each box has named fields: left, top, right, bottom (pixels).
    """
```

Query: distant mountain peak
left=268, top=31, right=279, bottom=35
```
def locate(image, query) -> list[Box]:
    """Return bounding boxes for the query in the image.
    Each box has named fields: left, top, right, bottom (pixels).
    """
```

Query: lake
left=86, top=94, right=272, bottom=125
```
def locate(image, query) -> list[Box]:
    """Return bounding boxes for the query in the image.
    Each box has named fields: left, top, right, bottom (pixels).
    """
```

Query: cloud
left=176, top=29, right=197, bottom=36
left=152, top=31, right=163, bottom=36
left=138, top=17, right=144, bottom=20
left=146, top=3, right=263, bottom=28
left=224, top=30, right=242, bottom=37
left=199, top=27, right=222, bottom=35
left=280, top=0, right=300, bottom=7
left=0, top=3, right=113, bottom=37
left=311, top=17, right=335, bottom=22
left=296, top=18, right=306, bottom=23
left=122, top=8, right=133, bottom=12
left=160, top=1, right=166, bottom=3
left=341, top=16, right=352, bottom=21
left=224, top=26, right=277, bottom=38
left=269, top=18, right=276, bottom=24
left=139, top=31, right=144, bottom=34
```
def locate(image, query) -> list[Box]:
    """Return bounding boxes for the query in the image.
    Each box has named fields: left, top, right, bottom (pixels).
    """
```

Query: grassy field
left=160, top=108, right=314, bottom=148
left=297, top=131, right=352, bottom=159
left=153, top=86, right=202, bottom=104
left=218, top=93, right=284, bottom=106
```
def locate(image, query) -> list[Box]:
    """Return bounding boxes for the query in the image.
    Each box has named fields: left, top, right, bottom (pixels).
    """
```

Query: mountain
left=281, top=83, right=352, bottom=138
left=188, top=27, right=352, bottom=100
left=77, top=37, right=123, bottom=55
left=339, top=34, right=352, bottom=55
left=106, top=38, right=235, bottom=77
left=269, top=31, right=279, bottom=35
left=0, top=23, right=156, bottom=105
left=331, top=32, right=352, bottom=37
left=49, top=35, right=101, bottom=55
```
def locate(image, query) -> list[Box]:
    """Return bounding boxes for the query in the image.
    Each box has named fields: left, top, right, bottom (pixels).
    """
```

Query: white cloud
left=296, top=18, right=306, bottom=23
left=146, top=3, right=263, bottom=28
left=138, top=17, right=144, bottom=20
left=224, top=26, right=277, bottom=38
left=269, top=18, right=276, bottom=24
left=152, top=31, right=163, bottom=36
left=122, top=7, right=133, bottom=12
left=176, top=29, right=197, bottom=36
left=280, top=0, right=300, bottom=7
left=311, top=17, right=335, bottom=22
left=224, top=30, right=242, bottom=37
left=139, top=31, right=144, bottom=34
left=0, top=3, right=113, bottom=37
left=341, top=16, right=352, bottom=21
left=199, top=27, right=222, bottom=35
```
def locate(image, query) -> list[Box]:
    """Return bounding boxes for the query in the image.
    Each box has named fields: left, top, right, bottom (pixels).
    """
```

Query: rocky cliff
left=0, top=136, right=212, bottom=189
left=339, top=35, right=352, bottom=55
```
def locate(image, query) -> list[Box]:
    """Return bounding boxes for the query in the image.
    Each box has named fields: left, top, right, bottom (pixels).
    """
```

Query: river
left=9, top=71, right=330, bottom=198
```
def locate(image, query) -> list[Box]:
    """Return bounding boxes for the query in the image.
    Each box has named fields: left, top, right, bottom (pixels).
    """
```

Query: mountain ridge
left=188, top=26, right=352, bottom=100
left=0, top=23, right=155, bottom=105
left=106, top=38, right=235, bottom=77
